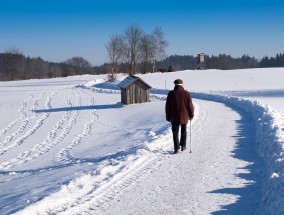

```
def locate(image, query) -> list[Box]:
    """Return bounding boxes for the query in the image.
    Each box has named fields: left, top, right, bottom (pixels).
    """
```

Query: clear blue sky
left=1, top=0, right=284, bottom=66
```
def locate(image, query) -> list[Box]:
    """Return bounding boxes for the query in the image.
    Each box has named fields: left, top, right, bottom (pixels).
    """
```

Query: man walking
left=165, top=79, right=194, bottom=154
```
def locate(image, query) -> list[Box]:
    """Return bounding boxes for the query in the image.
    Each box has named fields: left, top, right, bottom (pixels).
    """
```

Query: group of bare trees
left=106, top=24, right=168, bottom=78
left=0, top=48, right=94, bottom=81
left=0, top=48, right=26, bottom=81
left=63, top=57, right=93, bottom=75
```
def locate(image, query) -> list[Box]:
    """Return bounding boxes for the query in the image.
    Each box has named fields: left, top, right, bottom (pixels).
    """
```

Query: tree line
left=1, top=50, right=284, bottom=82
left=156, top=54, right=260, bottom=71
left=0, top=48, right=95, bottom=81
left=259, top=53, right=284, bottom=68
left=97, top=53, right=284, bottom=75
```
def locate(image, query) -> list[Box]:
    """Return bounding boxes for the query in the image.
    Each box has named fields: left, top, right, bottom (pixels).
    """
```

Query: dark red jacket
left=165, top=85, right=194, bottom=124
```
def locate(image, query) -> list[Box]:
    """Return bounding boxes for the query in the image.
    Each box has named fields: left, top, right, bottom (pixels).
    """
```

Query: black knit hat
left=174, top=79, right=183, bottom=85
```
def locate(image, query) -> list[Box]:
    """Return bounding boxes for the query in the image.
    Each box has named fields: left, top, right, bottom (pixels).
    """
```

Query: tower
left=196, top=53, right=205, bottom=70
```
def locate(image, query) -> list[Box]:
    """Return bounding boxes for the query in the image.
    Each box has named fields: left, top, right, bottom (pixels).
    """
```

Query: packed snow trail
left=14, top=99, right=263, bottom=214
left=103, top=99, right=263, bottom=215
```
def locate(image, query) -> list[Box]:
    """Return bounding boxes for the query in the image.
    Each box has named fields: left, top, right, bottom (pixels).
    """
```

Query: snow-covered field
left=0, top=68, right=284, bottom=214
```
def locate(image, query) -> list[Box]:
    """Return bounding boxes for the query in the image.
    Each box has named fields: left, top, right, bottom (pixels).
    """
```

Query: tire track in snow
left=0, top=91, right=57, bottom=168
left=0, top=90, right=75, bottom=170
left=0, top=94, right=32, bottom=137
left=55, top=88, right=98, bottom=164
left=0, top=92, right=46, bottom=148
left=64, top=151, right=160, bottom=215
left=14, top=145, right=171, bottom=215
left=0, top=87, right=98, bottom=170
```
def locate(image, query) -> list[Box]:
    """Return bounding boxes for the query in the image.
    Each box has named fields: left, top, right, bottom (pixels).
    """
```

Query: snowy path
left=12, top=99, right=263, bottom=215
left=102, top=99, right=263, bottom=215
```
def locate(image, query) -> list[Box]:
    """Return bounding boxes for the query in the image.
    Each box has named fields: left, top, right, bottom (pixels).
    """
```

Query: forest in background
left=94, top=53, right=284, bottom=75
left=0, top=51, right=284, bottom=81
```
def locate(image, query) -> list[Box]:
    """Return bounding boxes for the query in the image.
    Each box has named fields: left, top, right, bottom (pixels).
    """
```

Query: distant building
left=196, top=53, right=205, bottom=70
left=118, top=75, right=151, bottom=105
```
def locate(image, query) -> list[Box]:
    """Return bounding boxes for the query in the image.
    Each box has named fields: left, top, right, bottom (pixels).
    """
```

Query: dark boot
left=173, top=149, right=180, bottom=154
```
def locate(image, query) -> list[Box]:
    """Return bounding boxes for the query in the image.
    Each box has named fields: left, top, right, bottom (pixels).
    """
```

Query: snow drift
left=189, top=92, right=284, bottom=214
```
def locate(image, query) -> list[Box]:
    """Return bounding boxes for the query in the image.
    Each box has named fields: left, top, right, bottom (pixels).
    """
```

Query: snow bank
left=74, top=79, right=106, bottom=88
left=76, top=80, right=121, bottom=94
left=190, top=92, right=284, bottom=214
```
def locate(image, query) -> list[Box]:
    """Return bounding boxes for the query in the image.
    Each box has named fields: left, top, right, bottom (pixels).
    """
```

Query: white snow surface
left=0, top=68, right=284, bottom=214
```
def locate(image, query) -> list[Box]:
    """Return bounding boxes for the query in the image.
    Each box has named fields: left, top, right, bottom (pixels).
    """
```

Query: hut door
left=139, top=90, right=142, bottom=103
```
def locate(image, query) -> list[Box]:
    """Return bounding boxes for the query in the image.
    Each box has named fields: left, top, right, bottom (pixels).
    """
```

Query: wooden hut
left=118, top=75, right=151, bottom=105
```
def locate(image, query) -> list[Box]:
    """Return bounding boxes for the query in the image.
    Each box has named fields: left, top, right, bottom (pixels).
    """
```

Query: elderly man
left=165, top=79, right=194, bottom=154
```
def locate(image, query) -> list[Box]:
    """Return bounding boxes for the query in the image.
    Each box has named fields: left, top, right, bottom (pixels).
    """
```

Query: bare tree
left=47, top=64, right=63, bottom=78
left=106, top=34, right=124, bottom=80
left=140, top=34, right=153, bottom=74
left=64, top=57, right=92, bottom=75
left=151, top=27, right=168, bottom=72
left=123, top=24, right=143, bottom=74
left=29, top=57, right=49, bottom=78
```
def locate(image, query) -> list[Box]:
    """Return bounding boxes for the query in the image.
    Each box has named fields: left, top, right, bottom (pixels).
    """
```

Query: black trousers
left=171, top=124, right=187, bottom=150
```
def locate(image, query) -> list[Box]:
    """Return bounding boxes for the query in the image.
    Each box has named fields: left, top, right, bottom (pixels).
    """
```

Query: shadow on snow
left=209, top=104, right=263, bottom=215
left=34, top=102, right=123, bottom=113
left=228, top=89, right=284, bottom=98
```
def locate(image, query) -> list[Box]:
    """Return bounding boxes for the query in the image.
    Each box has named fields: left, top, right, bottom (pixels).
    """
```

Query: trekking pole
left=190, top=120, right=192, bottom=153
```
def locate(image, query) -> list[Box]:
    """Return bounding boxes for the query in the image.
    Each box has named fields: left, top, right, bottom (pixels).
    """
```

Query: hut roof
left=118, top=74, right=151, bottom=89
